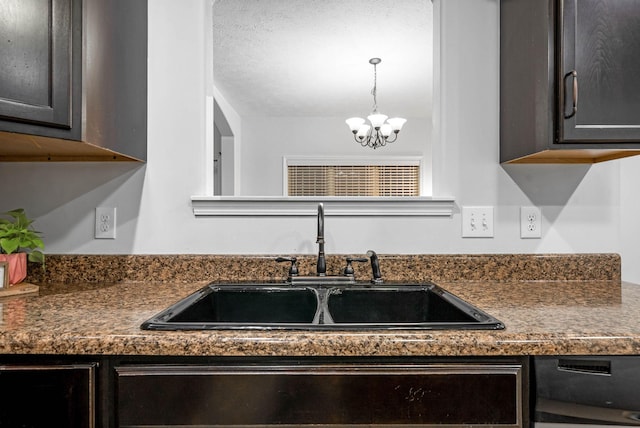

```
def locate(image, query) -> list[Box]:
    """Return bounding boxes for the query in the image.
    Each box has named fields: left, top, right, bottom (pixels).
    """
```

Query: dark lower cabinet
left=116, top=361, right=526, bottom=427
left=0, top=356, right=528, bottom=428
left=0, top=363, right=96, bottom=428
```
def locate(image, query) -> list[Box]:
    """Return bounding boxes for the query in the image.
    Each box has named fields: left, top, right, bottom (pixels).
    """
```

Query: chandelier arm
left=384, top=132, right=399, bottom=144
left=354, top=126, right=375, bottom=147
left=368, top=130, right=381, bottom=149
left=367, top=126, right=375, bottom=148
left=379, top=133, right=387, bottom=148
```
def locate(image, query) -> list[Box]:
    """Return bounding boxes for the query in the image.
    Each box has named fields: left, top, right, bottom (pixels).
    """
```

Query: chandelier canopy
left=346, top=58, right=406, bottom=149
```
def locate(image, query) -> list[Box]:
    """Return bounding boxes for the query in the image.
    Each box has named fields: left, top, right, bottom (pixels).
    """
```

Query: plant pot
left=0, top=253, right=27, bottom=285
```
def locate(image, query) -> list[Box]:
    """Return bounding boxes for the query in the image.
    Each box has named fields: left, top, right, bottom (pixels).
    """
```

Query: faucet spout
left=367, top=250, right=383, bottom=284
left=316, top=203, right=326, bottom=276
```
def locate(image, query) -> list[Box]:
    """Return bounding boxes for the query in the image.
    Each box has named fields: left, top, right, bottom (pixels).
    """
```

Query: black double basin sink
left=141, top=282, right=504, bottom=331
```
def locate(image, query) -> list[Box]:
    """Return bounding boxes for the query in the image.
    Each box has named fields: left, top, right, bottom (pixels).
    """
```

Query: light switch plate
left=462, top=206, right=494, bottom=238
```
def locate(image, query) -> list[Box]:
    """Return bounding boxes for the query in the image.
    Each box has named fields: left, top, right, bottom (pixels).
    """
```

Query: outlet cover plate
left=95, top=207, right=116, bottom=239
left=462, top=206, right=494, bottom=238
left=520, top=206, right=541, bottom=239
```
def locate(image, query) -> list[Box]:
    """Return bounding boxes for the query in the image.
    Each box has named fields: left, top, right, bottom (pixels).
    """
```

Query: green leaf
left=28, top=250, right=44, bottom=265
left=0, top=237, right=20, bottom=254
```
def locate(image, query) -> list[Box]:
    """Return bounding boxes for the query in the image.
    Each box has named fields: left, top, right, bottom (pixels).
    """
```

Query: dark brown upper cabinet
left=0, top=0, right=147, bottom=162
left=500, top=0, right=640, bottom=163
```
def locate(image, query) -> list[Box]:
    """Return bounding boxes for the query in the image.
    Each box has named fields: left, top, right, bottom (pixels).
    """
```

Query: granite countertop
left=1, top=279, right=639, bottom=357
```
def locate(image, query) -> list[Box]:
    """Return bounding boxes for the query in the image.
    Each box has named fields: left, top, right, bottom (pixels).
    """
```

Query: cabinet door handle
left=564, top=70, right=578, bottom=119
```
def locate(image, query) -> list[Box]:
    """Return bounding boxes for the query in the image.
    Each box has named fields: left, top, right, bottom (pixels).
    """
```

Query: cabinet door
left=117, top=363, right=524, bottom=427
left=0, top=0, right=73, bottom=128
left=559, top=0, right=640, bottom=142
left=0, top=363, right=95, bottom=427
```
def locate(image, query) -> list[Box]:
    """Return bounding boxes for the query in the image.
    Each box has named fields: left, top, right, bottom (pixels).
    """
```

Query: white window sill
left=191, top=196, right=455, bottom=217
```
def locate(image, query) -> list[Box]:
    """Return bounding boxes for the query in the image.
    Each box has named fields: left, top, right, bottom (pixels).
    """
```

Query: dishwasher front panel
left=534, top=356, right=640, bottom=426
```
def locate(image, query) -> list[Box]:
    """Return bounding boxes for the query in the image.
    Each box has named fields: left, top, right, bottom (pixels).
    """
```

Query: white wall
left=240, top=116, right=430, bottom=196
left=620, top=155, right=640, bottom=282
left=1, top=0, right=639, bottom=282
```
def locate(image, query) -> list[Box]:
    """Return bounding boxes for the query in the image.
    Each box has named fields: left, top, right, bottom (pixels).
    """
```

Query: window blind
left=288, top=164, right=420, bottom=196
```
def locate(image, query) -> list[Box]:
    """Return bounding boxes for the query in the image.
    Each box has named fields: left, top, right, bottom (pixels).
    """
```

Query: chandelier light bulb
left=380, top=123, right=393, bottom=138
left=346, top=58, right=406, bottom=149
left=345, top=117, right=366, bottom=133
left=367, top=113, right=388, bottom=129
left=356, top=124, right=371, bottom=140
left=387, top=117, right=407, bottom=132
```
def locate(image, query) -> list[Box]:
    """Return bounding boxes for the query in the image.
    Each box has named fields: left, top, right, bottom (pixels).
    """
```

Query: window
left=286, top=157, right=421, bottom=197
left=288, top=165, right=420, bottom=196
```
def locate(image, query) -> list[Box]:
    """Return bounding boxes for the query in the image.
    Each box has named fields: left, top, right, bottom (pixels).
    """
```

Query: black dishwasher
left=534, top=356, right=640, bottom=427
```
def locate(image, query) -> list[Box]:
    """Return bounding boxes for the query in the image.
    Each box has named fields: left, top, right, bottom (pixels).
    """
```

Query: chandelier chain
left=371, top=62, right=378, bottom=112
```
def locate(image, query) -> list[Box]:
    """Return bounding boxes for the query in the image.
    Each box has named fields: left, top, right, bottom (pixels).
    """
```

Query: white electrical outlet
left=462, top=206, right=494, bottom=238
left=520, top=206, right=541, bottom=239
left=95, top=207, right=116, bottom=239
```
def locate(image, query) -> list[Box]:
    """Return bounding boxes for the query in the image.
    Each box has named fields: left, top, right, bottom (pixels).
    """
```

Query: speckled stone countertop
left=1, top=253, right=637, bottom=357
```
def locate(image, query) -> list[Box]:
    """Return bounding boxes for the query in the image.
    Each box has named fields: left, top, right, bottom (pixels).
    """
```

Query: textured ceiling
left=213, top=0, right=433, bottom=118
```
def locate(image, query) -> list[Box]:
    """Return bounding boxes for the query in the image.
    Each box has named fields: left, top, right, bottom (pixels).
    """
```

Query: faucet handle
left=344, top=257, right=368, bottom=276
left=275, top=257, right=299, bottom=278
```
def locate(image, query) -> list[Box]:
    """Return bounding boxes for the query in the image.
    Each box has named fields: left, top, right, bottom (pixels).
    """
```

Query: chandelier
left=345, top=58, right=407, bottom=149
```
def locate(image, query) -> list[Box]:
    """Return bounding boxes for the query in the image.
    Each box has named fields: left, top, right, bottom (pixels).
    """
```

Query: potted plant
left=0, top=208, right=44, bottom=285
